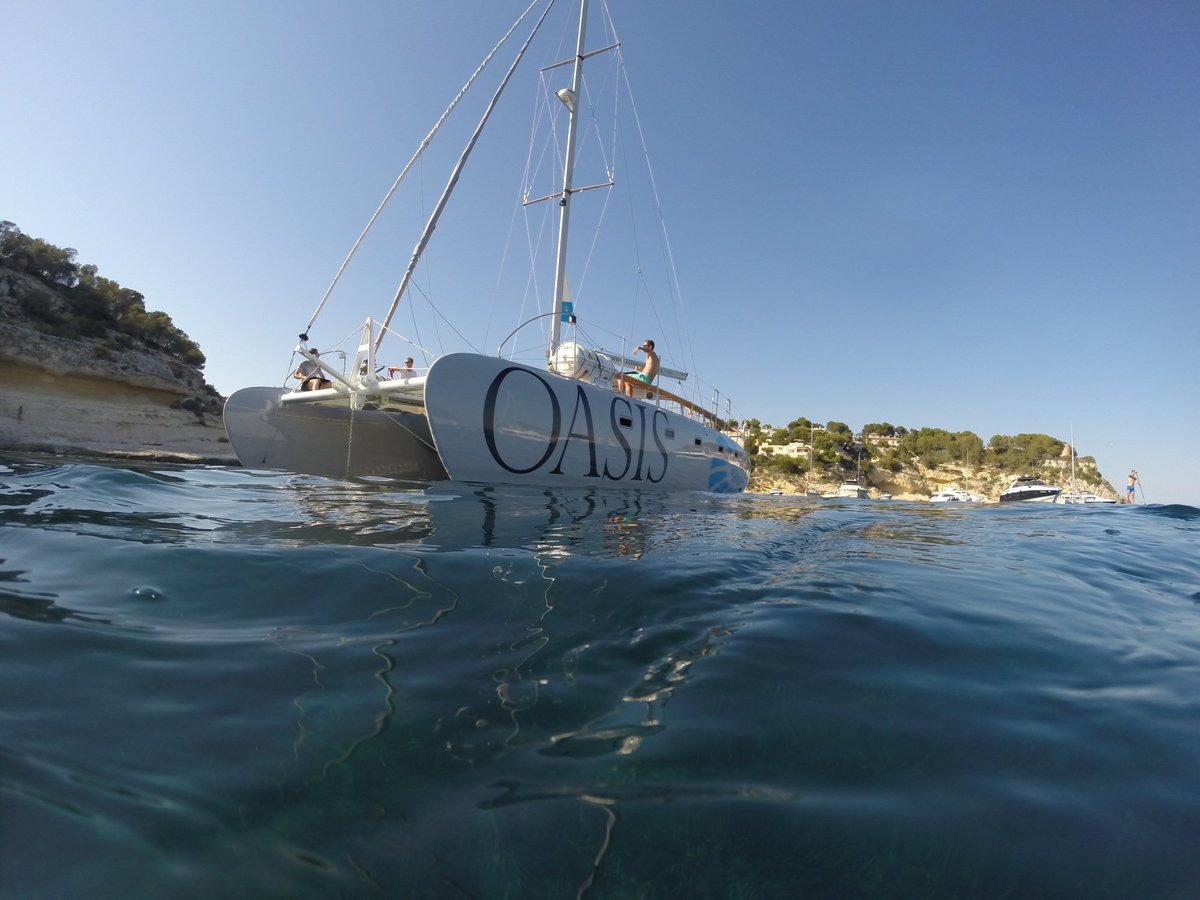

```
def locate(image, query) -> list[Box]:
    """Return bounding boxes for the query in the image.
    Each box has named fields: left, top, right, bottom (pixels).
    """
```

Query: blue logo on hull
left=707, top=458, right=747, bottom=494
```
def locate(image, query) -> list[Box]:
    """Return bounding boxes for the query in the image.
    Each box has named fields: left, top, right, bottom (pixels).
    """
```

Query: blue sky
left=5, top=0, right=1198, bottom=505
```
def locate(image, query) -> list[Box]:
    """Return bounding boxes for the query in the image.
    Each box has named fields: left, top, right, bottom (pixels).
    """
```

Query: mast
left=1069, top=425, right=1077, bottom=493
left=547, top=0, right=588, bottom=358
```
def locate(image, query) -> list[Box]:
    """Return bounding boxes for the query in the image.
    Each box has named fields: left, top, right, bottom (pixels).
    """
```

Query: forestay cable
left=303, top=0, right=546, bottom=337
left=376, top=0, right=559, bottom=353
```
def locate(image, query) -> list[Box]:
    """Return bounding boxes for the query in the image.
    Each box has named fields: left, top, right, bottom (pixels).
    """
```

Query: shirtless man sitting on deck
left=623, top=339, right=659, bottom=397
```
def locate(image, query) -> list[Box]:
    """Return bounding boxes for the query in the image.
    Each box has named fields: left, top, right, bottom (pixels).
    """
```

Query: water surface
left=2, top=455, right=1198, bottom=898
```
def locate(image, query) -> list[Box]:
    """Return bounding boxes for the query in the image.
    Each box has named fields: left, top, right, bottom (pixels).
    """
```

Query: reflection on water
left=263, top=475, right=681, bottom=559
left=250, top=551, right=758, bottom=896
left=156, top=477, right=768, bottom=896
left=0, top=581, right=87, bottom=625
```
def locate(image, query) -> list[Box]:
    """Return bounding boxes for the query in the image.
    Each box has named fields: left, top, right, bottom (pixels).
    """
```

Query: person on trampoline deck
left=623, top=339, right=659, bottom=397
left=294, top=348, right=332, bottom=392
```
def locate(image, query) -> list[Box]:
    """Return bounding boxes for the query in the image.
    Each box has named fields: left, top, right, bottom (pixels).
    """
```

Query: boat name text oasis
left=482, top=367, right=669, bottom=482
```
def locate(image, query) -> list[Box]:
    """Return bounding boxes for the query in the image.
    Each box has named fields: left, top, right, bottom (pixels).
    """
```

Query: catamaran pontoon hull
left=425, top=354, right=748, bottom=492
left=223, top=386, right=447, bottom=481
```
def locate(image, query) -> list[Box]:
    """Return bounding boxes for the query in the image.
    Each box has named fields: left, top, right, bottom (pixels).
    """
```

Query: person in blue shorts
left=623, top=339, right=660, bottom=396
left=1126, top=469, right=1138, bottom=503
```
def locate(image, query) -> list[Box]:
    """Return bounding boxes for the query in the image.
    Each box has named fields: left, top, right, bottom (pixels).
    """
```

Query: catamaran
left=222, top=0, right=750, bottom=493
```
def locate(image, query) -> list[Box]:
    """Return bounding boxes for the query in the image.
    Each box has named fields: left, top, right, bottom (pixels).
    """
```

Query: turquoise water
left=2, top=453, right=1199, bottom=899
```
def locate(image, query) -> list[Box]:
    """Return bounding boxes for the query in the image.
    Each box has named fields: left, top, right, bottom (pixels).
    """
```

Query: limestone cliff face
left=0, top=318, right=210, bottom=395
left=0, top=269, right=234, bottom=463
left=749, top=455, right=1119, bottom=502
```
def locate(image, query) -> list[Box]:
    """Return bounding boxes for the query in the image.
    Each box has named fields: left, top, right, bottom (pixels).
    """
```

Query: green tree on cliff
left=987, top=433, right=1065, bottom=471
left=1, top=221, right=206, bottom=369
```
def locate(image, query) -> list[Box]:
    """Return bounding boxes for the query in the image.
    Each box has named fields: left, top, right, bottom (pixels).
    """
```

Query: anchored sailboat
left=1058, top=427, right=1117, bottom=505
left=222, top=0, right=749, bottom=493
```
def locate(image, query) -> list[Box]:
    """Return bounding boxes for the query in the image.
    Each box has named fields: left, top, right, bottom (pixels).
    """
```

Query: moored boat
left=1056, top=428, right=1117, bottom=504
left=930, top=488, right=983, bottom=503
left=1058, top=490, right=1117, bottom=505
left=222, top=1, right=749, bottom=493
left=824, top=481, right=869, bottom=499
left=999, top=476, right=1062, bottom=503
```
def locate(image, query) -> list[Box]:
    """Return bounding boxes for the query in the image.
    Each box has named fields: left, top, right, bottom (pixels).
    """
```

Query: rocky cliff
left=0, top=267, right=235, bottom=464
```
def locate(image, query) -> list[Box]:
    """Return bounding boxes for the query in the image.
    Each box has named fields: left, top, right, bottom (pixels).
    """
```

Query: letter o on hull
left=483, top=367, right=562, bottom=474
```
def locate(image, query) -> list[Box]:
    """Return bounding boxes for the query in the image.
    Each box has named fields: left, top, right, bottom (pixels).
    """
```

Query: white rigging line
left=301, top=0, right=545, bottom=338
left=513, top=75, right=561, bottom=344
left=560, top=34, right=619, bottom=312
left=376, top=0, right=559, bottom=354
left=483, top=51, right=563, bottom=360
left=613, top=38, right=699, bottom=406
left=508, top=10, right=619, bottom=352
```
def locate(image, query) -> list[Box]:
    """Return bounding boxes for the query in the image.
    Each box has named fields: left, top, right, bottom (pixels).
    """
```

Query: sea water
left=1, top=453, right=1198, bottom=900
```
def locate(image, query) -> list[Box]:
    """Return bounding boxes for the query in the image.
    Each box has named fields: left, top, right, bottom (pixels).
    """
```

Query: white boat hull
left=999, top=489, right=1062, bottom=503
left=930, top=490, right=982, bottom=503
left=223, top=354, right=750, bottom=493
left=823, top=484, right=868, bottom=499
left=425, top=354, right=749, bottom=493
left=1058, top=492, right=1117, bottom=505
left=999, top=476, right=1063, bottom=503
left=223, top=386, right=446, bottom=481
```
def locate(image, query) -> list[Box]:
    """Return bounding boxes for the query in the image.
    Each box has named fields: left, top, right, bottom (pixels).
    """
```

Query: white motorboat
left=999, top=476, right=1062, bottom=503
left=930, top=488, right=982, bottom=503
left=223, top=1, right=750, bottom=494
left=824, top=481, right=869, bottom=499
left=1058, top=490, right=1117, bottom=505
